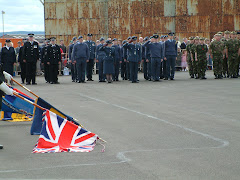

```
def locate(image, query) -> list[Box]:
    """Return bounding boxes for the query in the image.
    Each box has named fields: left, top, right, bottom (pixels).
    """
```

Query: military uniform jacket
left=41, top=45, right=48, bottom=64
left=85, top=40, right=96, bottom=59
left=47, top=44, right=61, bottom=65
left=112, top=45, right=121, bottom=62
left=99, top=46, right=115, bottom=62
left=143, top=41, right=164, bottom=59
left=226, top=39, right=240, bottom=55
left=72, top=42, right=90, bottom=60
left=96, top=44, right=106, bottom=59
left=196, top=44, right=208, bottom=59
left=18, top=46, right=24, bottom=63
left=164, top=39, right=178, bottom=57
left=123, top=43, right=142, bottom=62
left=0, top=47, right=16, bottom=64
left=23, top=41, right=39, bottom=63
left=210, top=41, right=225, bottom=56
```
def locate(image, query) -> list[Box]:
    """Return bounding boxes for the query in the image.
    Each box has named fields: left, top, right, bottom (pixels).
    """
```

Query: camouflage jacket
left=196, top=44, right=208, bottom=59
left=225, top=39, right=240, bottom=54
left=210, top=40, right=225, bottom=56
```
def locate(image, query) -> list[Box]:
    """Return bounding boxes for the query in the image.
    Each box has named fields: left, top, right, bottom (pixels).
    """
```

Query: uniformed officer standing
left=142, top=37, right=149, bottom=80
left=191, top=37, right=200, bottom=79
left=164, top=32, right=178, bottom=80
left=126, top=36, right=132, bottom=81
left=121, top=40, right=128, bottom=80
left=72, top=36, right=90, bottom=83
left=18, top=39, right=27, bottom=84
left=41, top=39, right=50, bottom=83
left=68, top=37, right=77, bottom=82
left=85, top=33, right=96, bottom=81
left=159, top=35, right=166, bottom=79
left=47, top=37, right=61, bottom=84
left=96, top=37, right=106, bottom=82
left=123, top=36, right=142, bottom=83
left=143, top=34, right=164, bottom=82
left=22, top=33, right=39, bottom=85
left=0, top=39, right=16, bottom=76
left=146, top=36, right=153, bottom=81
left=112, top=38, right=122, bottom=81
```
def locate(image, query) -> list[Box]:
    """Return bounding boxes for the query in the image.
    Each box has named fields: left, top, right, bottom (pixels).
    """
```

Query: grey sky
left=0, top=0, right=44, bottom=32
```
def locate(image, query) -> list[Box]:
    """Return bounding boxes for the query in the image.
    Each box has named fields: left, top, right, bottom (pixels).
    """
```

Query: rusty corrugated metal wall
left=44, top=0, right=240, bottom=44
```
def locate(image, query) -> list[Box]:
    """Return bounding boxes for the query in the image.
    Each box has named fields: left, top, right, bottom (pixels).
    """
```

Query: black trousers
left=49, top=64, right=59, bottom=83
left=121, top=61, right=127, bottom=79
left=160, top=60, right=167, bottom=78
left=44, top=63, right=50, bottom=82
left=71, top=63, right=77, bottom=81
left=26, top=62, right=36, bottom=84
left=143, top=59, right=148, bottom=80
left=86, top=59, right=94, bottom=80
left=20, top=62, right=27, bottom=82
left=129, top=62, right=138, bottom=82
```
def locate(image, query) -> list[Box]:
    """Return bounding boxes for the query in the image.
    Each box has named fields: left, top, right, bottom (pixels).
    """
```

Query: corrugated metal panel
left=45, top=0, right=239, bottom=43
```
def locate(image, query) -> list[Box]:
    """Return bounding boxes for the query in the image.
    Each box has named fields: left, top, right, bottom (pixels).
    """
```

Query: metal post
left=2, top=11, right=5, bottom=38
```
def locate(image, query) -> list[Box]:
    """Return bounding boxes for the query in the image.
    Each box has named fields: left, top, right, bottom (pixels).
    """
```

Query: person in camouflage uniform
left=186, top=37, right=195, bottom=78
left=226, top=32, right=240, bottom=78
left=210, top=34, right=225, bottom=79
left=221, top=31, right=231, bottom=78
left=191, top=37, right=200, bottom=79
left=195, top=37, right=208, bottom=79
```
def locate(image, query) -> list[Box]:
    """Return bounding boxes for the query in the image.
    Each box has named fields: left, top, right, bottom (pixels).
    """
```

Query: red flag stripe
left=75, top=133, right=96, bottom=144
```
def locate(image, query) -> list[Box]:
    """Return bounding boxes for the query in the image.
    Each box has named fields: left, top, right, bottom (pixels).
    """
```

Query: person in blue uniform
left=96, top=37, right=106, bottom=82
left=112, top=38, right=121, bottom=81
left=47, top=37, right=61, bottom=84
left=72, top=36, right=90, bottom=83
left=68, top=37, right=77, bottom=82
left=121, top=40, right=128, bottom=80
left=18, top=39, right=27, bottom=84
left=126, top=36, right=132, bottom=80
left=123, top=36, right=142, bottom=83
left=41, top=39, right=50, bottom=83
left=164, top=32, right=178, bottom=80
left=0, top=39, right=16, bottom=76
left=141, top=37, right=148, bottom=80
left=146, top=36, right=153, bottom=81
left=159, top=35, right=165, bottom=79
left=85, top=33, right=96, bottom=81
left=143, top=34, right=164, bottom=82
left=99, top=40, right=115, bottom=83
left=22, top=33, right=39, bottom=85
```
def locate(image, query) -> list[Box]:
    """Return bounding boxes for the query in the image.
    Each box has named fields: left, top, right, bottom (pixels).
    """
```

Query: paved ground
left=0, top=71, right=240, bottom=180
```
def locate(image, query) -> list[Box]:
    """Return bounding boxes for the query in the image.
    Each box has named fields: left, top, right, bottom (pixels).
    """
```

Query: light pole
left=1, top=11, right=5, bottom=38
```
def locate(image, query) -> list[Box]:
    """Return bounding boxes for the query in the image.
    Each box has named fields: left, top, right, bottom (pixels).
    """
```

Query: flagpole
left=2, top=11, right=4, bottom=38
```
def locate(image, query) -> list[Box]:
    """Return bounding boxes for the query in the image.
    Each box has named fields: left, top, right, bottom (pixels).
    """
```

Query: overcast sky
left=0, top=0, right=44, bottom=32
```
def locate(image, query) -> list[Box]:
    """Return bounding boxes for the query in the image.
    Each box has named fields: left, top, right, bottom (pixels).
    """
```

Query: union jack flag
left=33, top=110, right=98, bottom=153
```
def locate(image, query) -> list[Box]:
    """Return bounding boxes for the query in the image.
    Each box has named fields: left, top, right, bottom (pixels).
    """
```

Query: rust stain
left=45, top=0, right=240, bottom=43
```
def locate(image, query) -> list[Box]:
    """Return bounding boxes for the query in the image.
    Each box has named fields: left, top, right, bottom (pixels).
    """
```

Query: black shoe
left=0, top=144, right=3, bottom=149
left=108, top=81, right=112, bottom=83
left=50, top=82, right=54, bottom=84
left=72, top=80, right=75, bottom=82
left=170, top=78, right=174, bottom=80
left=116, top=79, right=119, bottom=81
left=78, top=81, right=81, bottom=83
left=160, top=76, right=164, bottom=79
left=164, top=78, right=168, bottom=80
left=32, top=83, right=37, bottom=85
left=21, top=81, right=25, bottom=84
left=201, top=77, right=207, bottom=80
left=87, top=79, right=91, bottom=81
left=218, top=75, right=223, bottom=79
left=191, top=75, right=194, bottom=78
left=55, top=82, right=60, bottom=84
left=81, top=81, right=86, bottom=83
left=26, top=82, right=31, bottom=85
left=90, top=79, right=94, bottom=81
left=215, top=76, right=218, bottom=79
left=148, top=79, right=152, bottom=81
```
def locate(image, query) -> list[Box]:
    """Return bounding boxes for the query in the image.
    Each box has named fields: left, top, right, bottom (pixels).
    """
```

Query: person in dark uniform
left=47, top=37, right=61, bottom=84
left=72, top=36, right=89, bottom=83
left=0, top=39, right=16, bottom=76
left=141, top=37, right=149, bottom=80
left=126, top=36, right=132, bottom=81
left=18, top=39, right=27, bottom=84
left=69, top=37, right=77, bottom=82
left=146, top=36, right=153, bottom=81
left=164, top=32, right=178, bottom=80
left=0, top=67, right=15, bottom=150
left=85, top=33, right=96, bottom=81
left=96, top=37, right=106, bottom=82
left=99, top=40, right=115, bottom=83
left=22, top=33, right=39, bottom=85
left=159, top=35, right=165, bottom=79
left=41, top=39, right=50, bottom=83
left=123, top=36, right=142, bottom=83
left=112, top=38, right=121, bottom=81
left=143, top=34, right=164, bottom=82
left=121, top=40, right=128, bottom=80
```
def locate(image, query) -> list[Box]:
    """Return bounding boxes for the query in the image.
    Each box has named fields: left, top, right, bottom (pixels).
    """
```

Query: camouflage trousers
left=228, top=53, right=238, bottom=77
left=198, top=58, right=207, bottom=78
left=193, top=60, right=198, bottom=76
left=187, top=56, right=193, bottom=76
left=212, top=55, right=223, bottom=77
left=223, top=56, right=228, bottom=76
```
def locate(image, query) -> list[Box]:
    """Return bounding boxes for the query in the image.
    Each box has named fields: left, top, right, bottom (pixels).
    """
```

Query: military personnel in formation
left=0, top=39, right=16, bottom=76
left=121, top=40, right=128, bottom=80
left=85, top=33, right=96, bottom=81
left=191, top=37, right=200, bottom=79
left=159, top=35, right=166, bottom=79
left=72, top=36, right=90, bottom=83
left=225, top=32, right=240, bottom=78
left=143, top=34, right=164, bottom=82
left=142, top=37, right=149, bottom=80
left=186, top=37, right=195, bottom=78
left=112, top=38, right=122, bottom=81
left=69, top=37, right=77, bottom=82
left=18, top=39, right=27, bottom=84
left=146, top=36, right=153, bottom=81
left=126, top=36, right=132, bottom=81
left=22, top=33, right=39, bottom=85
left=96, top=37, right=106, bottom=82
left=195, top=37, right=208, bottom=79
left=99, top=40, right=115, bottom=83
left=46, top=37, right=61, bottom=84
left=222, top=31, right=231, bottom=78
left=209, top=34, right=225, bottom=79
left=164, top=32, right=178, bottom=80
left=123, top=36, right=142, bottom=83
left=41, top=39, right=50, bottom=83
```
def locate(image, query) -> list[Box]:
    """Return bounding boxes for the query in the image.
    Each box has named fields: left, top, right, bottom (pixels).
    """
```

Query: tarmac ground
left=0, top=71, right=240, bottom=180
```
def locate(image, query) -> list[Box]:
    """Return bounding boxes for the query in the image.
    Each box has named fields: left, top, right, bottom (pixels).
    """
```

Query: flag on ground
left=33, top=110, right=98, bottom=153
left=31, top=97, right=78, bottom=135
